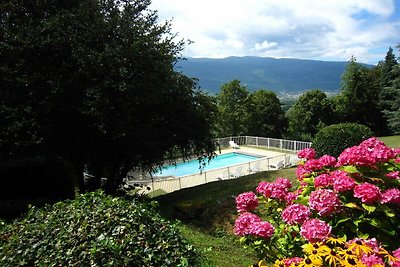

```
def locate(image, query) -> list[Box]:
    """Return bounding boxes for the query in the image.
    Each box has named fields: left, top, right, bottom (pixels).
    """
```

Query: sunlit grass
left=379, top=135, right=400, bottom=148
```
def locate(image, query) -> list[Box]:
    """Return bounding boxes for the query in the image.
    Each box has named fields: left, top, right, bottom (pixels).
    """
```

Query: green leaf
left=344, top=202, right=362, bottom=209
left=361, top=203, right=376, bottom=213
left=342, top=165, right=359, bottom=173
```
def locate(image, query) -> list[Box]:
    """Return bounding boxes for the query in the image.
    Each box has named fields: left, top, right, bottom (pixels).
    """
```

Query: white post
left=280, top=139, right=283, bottom=150
left=256, top=136, right=259, bottom=146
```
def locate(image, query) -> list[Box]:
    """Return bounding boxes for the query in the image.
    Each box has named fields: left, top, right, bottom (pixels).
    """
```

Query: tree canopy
left=336, top=57, right=386, bottom=135
left=247, top=90, right=287, bottom=138
left=286, top=89, right=334, bottom=141
left=0, top=0, right=216, bottom=194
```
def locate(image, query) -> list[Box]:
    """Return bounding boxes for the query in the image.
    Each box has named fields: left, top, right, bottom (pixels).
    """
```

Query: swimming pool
left=154, top=152, right=262, bottom=177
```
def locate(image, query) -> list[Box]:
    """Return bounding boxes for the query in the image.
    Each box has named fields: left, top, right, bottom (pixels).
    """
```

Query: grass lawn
left=379, top=135, right=400, bottom=148
left=155, top=168, right=297, bottom=266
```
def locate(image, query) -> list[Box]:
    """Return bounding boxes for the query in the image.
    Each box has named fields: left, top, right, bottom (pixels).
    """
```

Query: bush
left=312, top=123, right=374, bottom=157
left=0, top=191, right=196, bottom=266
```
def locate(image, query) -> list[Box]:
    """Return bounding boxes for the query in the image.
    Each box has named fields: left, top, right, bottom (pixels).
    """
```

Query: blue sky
left=150, top=0, right=400, bottom=65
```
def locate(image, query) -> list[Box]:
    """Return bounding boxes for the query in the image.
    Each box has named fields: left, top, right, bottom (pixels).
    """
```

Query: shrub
left=0, top=191, right=196, bottom=266
left=234, top=138, right=400, bottom=264
left=312, top=123, right=374, bottom=158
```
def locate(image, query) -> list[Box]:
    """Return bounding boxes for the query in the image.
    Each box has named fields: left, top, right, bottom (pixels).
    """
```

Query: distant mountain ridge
left=175, top=56, right=370, bottom=97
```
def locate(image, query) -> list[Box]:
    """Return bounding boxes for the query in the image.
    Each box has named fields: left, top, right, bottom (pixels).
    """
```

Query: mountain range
left=175, top=56, right=369, bottom=98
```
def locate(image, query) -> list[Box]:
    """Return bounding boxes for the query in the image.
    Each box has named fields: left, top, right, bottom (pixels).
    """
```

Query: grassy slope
left=379, top=135, right=400, bottom=148
left=155, top=168, right=297, bottom=267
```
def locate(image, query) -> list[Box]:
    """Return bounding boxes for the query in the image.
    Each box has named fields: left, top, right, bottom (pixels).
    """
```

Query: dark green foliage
left=0, top=0, right=216, bottom=194
left=335, top=57, right=387, bottom=135
left=0, top=191, right=196, bottom=266
left=247, top=90, right=287, bottom=138
left=216, top=80, right=250, bottom=136
left=286, top=89, right=334, bottom=141
left=312, top=123, right=374, bottom=158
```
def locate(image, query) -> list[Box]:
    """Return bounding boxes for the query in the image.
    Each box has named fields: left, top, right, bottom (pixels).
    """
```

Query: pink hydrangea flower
left=256, top=181, right=274, bottom=198
left=283, top=257, right=303, bottom=267
left=395, top=158, right=400, bottom=164
left=385, top=171, right=400, bottom=179
left=235, top=191, right=258, bottom=213
left=284, top=192, right=298, bottom=204
left=380, top=188, right=400, bottom=204
left=314, top=173, right=334, bottom=188
left=296, top=164, right=311, bottom=180
left=337, top=137, right=397, bottom=167
left=281, top=204, right=311, bottom=225
left=309, top=189, right=341, bottom=216
left=298, top=148, right=316, bottom=160
left=331, top=170, right=356, bottom=192
left=318, top=155, right=337, bottom=167
left=304, top=159, right=324, bottom=171
left=234, top=212, right=262, bottom=236
left=300, top=219, right=331, bottom=243
left=353, top=183, right=381, bottom=204
left=361, top=254, right=384, bottom=267
left=250, top=221, right=275, bottom=239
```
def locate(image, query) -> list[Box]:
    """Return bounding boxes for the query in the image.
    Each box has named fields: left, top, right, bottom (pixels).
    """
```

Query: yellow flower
left=341, top=257, right=366, bottom=267
left=347, top=239, right=374, bottom=257
left=324, top=249, right=343, bottom=266
left=258, top=259, right=270, bottom=267
left=302, top=242, right=326, bottom=254
left=326, top=236, right=346, bottom=246
left=379, top=247, right=399, bottom=264
left=337, top=248, right=358, bottom=262
left=298, top=257, right=323, bottom=267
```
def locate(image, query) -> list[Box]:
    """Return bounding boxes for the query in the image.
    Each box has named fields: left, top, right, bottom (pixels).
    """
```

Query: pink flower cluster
left=380, top=188, right=400, bottom=204
left=283, top=257, right=302, bottom=267
left=234, top=212, right=275, bottom=238
left=297, top=148, right=316, bottom=160
left=353, top=183, right=381, bottom=204
left=235, top=191, right=258, bottom=213
left=281, top=204, right=311, bottom=225
left=309, top=189, right=341, bottom=216
left=331, top=170, right=356, bottom=192
left=256, top=178, right=293, bottom=202
left=300, top=218, right=331, bottom=243
left=337, top=137, right=397, bottom=167
left=314, top=174, right=333, bottom=188
left=386, top=171, right=400, bottom=179
left=296, top=154, right=337, bottom=181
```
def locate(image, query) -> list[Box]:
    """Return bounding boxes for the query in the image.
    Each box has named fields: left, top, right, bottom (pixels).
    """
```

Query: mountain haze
left=176, top=56, right=361, bottom=97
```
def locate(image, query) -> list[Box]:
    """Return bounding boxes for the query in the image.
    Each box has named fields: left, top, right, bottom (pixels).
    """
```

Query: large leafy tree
left=0, top=0, right=215, bottom=194
left=286, top=89, right=334, bottom=141
left=335, top=57, right=386, bottom=135
left=216, top=80, right=250, bottom=137
left=247, top=90, right=287, bottom=138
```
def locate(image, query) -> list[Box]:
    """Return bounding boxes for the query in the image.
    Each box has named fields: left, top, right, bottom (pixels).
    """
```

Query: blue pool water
left=154, top=152, right=262, bottom=177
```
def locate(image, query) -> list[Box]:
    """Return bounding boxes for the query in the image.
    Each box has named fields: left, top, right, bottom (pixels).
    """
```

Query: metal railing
left=128, top=136, right=311, bottom=195
left=217, top=136, right=312, bottom=151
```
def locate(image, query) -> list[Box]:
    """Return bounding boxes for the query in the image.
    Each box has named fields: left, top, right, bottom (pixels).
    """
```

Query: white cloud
left=150, top=0, right=399, bottom=64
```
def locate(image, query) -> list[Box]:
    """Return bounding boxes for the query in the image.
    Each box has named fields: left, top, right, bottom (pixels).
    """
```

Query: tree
left=0, top=0, right=216, bottom=194
left=286, top=89, right=334, bottom=141
left=384, top=63, right=400, bottom=134
left=335, top=57, right=386, bottom=135
left=377, top=46, right=400, bottom=134
left=216, top=80, right=250, bottom=137
left=247, top=90, right=287, bottom=138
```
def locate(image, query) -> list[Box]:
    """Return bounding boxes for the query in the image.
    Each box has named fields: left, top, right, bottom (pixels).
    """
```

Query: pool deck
left=218, top=146, right=290, bottom=158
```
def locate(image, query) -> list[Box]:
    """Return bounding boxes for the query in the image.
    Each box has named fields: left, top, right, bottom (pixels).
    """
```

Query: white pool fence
left=128, top=136, right=312, bottom=195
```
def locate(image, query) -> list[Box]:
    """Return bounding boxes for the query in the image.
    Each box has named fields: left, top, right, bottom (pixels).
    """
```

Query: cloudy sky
left=150, top=0, right=400, bottom=64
